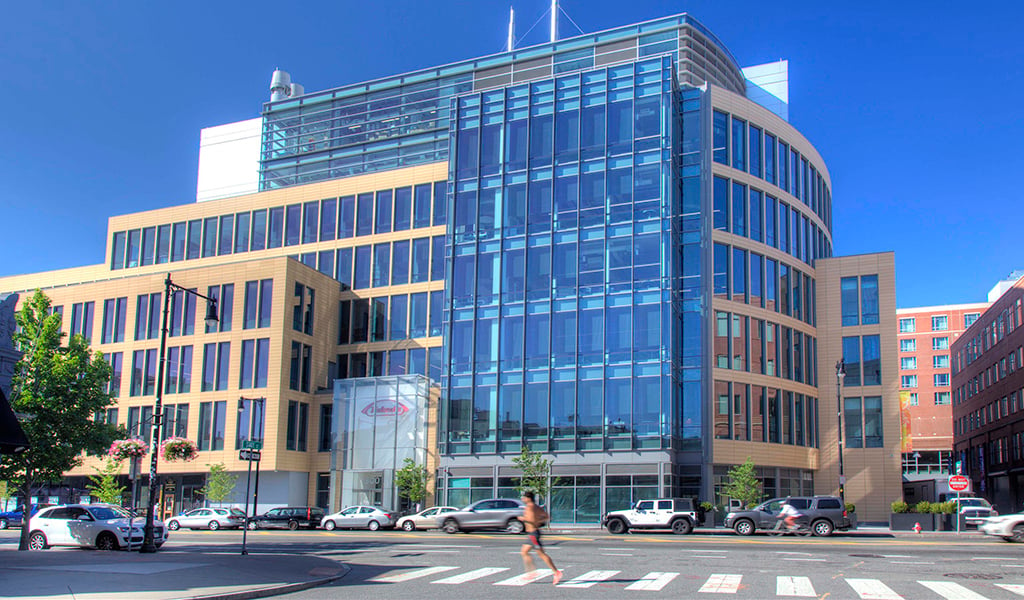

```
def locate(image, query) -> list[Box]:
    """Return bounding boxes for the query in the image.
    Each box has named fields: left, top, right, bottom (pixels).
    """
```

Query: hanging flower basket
left=108, top=439, right=149, bottom=461
left=160, top=437, right=199, bottom=462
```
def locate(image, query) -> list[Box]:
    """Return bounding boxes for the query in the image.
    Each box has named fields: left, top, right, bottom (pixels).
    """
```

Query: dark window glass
left=431, top=236, right=445, bottom=281
left=841, top=277, right=859, bottom=326
left=141, top=226, right=156, bottom=266
left=861, top=275, right=879, bottom=325
left=731, top=117, right=746, bottom=172
left=285, top=203, right=301, bottom=246
left=713, top=176, right=728, bottom=231
left=338, top=196, right=355, bottom=238
left=218, top=215, right=233, bottom=255
left=391, top=240, right=410, bottom=285
left=354, top=245, right=371, bottom=289
left=356, top=193, right=374, bottom=236
left=202, top=217, right=218, bottom=257
left=375, top=190, right=393, bottom=234
left=713, top=110, right=728, bottom=164
left=250, top=209, right=267, bottom=251
left=319, top=198, right=337, bottom=241
left=156, top=224, right=171, bottom=264
left=302, top=201, right=319, bottom=244
left=111, top=231, right=127, bottom=270
left=268, top=207, right=284, bottom=248
left=433, top=181, right=447, bottom=226
left=335, top=248, right=352, bottom=289
left=394, top=187, right=412, bottom=231
left=413, top=185, right=432, bottom=228
left=234, top=212, right=250, bottom=253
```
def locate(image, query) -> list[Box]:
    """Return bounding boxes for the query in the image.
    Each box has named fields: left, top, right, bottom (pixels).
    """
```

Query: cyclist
left=778, top=499, right=802, bottom=531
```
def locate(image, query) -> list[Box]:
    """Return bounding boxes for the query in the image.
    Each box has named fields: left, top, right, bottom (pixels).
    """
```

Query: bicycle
left=769, top=518, right=812, bottom=537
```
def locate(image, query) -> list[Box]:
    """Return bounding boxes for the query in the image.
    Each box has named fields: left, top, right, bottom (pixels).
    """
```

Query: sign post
left=949, top=475, right=970, bottom=534
left=239, top=448, right=261, bottom=555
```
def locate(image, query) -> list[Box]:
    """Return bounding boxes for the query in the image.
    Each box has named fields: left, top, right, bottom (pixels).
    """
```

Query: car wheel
left=442, top=519, right=460, bottom=534
left=323, top=520, right=337, bottom=531
left=1011, top=524, right=1024, bottom=543
left=368, top=520, right=381, bottom=531
left=208, top=521, right=220, bottom=531
left=812, top=519, right=834, bottom=537
left=506, top=519, right=525, bottom=534
left=287, top=520, right=299, bottom=531
left=733, top=519, right=755, bottom=536
left=671, top=518, right=693, bottom=535
left=402, top=520, right=416, bottom=531
left=96, top=532, right=119, bottom=551
left=247, top=521, right=258, bottom=530
left=167, top=520, right=180, bottom=531
left=606, top=518, right=628, bottom=534
left=0, top=518, right=8, bottom=530
left=28, top=531, right=48, bottom=550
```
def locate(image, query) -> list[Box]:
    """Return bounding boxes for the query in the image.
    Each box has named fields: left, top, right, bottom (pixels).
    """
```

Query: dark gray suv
left=724, top=496, right=852, bottom=537
left=438, top=498, right=525, bottom=534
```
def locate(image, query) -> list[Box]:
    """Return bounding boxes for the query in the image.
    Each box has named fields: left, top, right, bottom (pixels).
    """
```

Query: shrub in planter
left=914, top=500, right=933, bottom=514
left=891, top=500, right=910, bottom=513
left=108, top=439, right=149, bottom=462
left=160, top=437, right=199, bottom=462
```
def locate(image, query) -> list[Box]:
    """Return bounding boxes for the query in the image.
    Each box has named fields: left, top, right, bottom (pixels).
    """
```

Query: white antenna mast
left=508, top=6, right=515, bottom=52
left=550, top=0, right=558, bottom=43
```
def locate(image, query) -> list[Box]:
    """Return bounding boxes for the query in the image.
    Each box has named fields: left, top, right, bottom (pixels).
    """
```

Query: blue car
left=0, top=504, right=54, bottom=529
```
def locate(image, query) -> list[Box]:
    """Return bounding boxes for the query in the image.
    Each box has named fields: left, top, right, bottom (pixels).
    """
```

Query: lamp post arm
left=165, top=280, right=217, bottom=303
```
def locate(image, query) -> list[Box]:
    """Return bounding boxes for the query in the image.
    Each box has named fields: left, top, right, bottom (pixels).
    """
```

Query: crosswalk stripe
left=919, top=580, right=990, bottom=600
left=625, top=572, right=679, bottom=591
left=494, top=568, right=554, bottom=586
left=847, top=578, right=904, bottom=600
left=432, top=567, right=509, bottom=584
left=699, top=574, right=743, bottom=593
left=559, top=570, right=619, bottom=588
left=777, top=576, right=816, bottom=597
left=996, top=584, right=1024, bottom=597
left=371, top=566, right=458, bottom=583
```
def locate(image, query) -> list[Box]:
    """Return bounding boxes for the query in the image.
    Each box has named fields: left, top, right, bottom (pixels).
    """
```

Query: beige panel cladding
left=815, top=253, right=901, bottom=522
left=714, top=440, right=818, bottom=471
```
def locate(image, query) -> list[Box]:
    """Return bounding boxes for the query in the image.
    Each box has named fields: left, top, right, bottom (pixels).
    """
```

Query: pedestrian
left=518, top=491, right=562, bottom=585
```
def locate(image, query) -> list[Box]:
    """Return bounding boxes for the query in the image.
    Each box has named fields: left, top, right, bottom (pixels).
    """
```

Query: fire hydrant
left=913, top=521, right=922, bottom=534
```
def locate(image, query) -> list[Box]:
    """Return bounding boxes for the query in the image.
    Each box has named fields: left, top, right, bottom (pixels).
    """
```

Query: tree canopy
left=394, top=458, right=428, bottom=505
left=721, top=457, right=764, bottom=509
left=512, top=447, right=555, bottom=502
left=199, top=463, right=238, bottom=506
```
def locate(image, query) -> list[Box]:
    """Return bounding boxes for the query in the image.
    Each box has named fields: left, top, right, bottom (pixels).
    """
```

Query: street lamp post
left=140, top=274, right=218, bottom=553
left=835, top=359, right=847, bottom=510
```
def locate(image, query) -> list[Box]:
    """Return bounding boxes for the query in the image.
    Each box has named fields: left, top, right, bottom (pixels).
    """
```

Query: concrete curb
left=179, top=563, right=351, bottom=600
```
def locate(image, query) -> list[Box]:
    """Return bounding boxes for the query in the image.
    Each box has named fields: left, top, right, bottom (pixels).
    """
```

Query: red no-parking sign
left=948, top=475, right=970, bottom=492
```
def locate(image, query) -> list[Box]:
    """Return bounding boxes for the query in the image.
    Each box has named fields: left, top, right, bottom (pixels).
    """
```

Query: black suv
left=724, top=496, right=852, bottom=537
left=247, top=506, right=325, bottom=530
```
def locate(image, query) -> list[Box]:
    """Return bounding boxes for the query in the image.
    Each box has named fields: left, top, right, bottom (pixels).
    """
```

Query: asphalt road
left=3, top=527, right=1022, bottom=599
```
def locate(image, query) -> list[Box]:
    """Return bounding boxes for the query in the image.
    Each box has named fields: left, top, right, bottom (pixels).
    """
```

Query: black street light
left=140, top=274, right=218, bottom=553
left=835, top=359, right=847, bottom=510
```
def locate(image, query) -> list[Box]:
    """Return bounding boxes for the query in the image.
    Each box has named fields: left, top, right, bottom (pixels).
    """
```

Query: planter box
left=890, top=513, right=934, bottom=531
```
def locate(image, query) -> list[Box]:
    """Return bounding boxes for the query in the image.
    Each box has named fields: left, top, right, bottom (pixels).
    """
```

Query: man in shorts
left=518, top=491, right=562, bottom=584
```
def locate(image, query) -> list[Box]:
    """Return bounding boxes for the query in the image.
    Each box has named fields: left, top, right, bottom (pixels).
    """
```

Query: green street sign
left=242, top=440, right=263, bottom=450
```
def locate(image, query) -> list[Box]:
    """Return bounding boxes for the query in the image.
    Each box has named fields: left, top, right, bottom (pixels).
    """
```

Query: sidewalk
left=0, top=549, right=347, bottom=600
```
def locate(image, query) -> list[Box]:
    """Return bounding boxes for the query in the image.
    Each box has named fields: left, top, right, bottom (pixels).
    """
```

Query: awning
left=0, top=387, right=29, bottom=454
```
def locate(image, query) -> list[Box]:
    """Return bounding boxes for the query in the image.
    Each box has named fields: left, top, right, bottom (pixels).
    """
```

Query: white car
left=28, top=504, right=167, bottom=550
left=167, top=507, right=246, bottom=531
left=395, top=506, right=459, bottom=531
left=979, top=511, right=1024, bottom=542
left=321, top=506, right=396, bottom=531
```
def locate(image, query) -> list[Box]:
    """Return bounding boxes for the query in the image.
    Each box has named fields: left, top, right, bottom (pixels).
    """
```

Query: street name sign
left=241, top=440, right=263, bottom=450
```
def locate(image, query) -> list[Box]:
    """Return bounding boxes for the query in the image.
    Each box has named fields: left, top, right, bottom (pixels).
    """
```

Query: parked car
left=979, top=510, right=1024, bottom=542
left=602, top=498, right=705, bottom=534
left=321, top=506, right=397, bottom=531
left=952, top=496, right=995, bottom=512
left=724, top=496, right=853, bottom=537
left=167, top=507, right=246, bottom=531
left=395, top=506, right=459, bottom=531
left=438, top=498, right=525, bottom=534
left=247, top=506, right=324, bottom=530
left=962, top=506, right=997, bottom=528
left=0, top=504, right=54, bottom=530
left=27, top=504, right=167, bottom=550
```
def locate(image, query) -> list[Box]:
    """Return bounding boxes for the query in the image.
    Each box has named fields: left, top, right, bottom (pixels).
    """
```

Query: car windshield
left=229, top=508, right=246, bottom=517
left=88, top=506, right=131, bottom=520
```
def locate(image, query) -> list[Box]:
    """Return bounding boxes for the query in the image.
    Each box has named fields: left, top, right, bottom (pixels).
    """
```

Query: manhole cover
left=944, top=573, right=1004, bottom=580
left=849, top=554, right=885, bottom=558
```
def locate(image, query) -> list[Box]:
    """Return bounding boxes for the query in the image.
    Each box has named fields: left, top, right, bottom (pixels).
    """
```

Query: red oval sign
left=361, top=400, right=409, bottom=417
left=948, top=475, right=970, bottom=492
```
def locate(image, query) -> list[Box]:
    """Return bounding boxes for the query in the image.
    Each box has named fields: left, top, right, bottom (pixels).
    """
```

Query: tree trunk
left=17, top=480, right=32, bottom=551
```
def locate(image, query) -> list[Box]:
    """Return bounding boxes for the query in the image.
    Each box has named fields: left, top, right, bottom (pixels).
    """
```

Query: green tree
left=512, top=446, right=555, bottom=503
left=0, top=290, right=118, bottom=550
left=720, top=457, right=763, bottom=509
left=394, top=458, right=429, bottom=506
left=199, top=463, right=238, bottom=507
left=87, top=458, right=126, bottom=504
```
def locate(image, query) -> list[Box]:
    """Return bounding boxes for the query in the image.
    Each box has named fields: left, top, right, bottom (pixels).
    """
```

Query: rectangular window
left=202, top=217, right=218, bottom=257
left=106, top=352, right=122, bottom=397
left=218, top=214, right=234, bottom=255
left=860, top=275, right=879, bottom=325
left=411, top=238, right=430, bottom=283
left=901, top=357, right=917, bottom=370
left=156, top=224, right=171, bottom=264
left=431, top=235, right=446, bottom=281
left=354, top=245, right=371, bottom=289
left=863, top=396, right=883, bottom=448
left=899, top=317, right=916, bottom=333
left=391, top=239, right=410, bottom=285
left=413, top=184, right=432, bottom=228
left=372, top=243, right=391, bottom=287
left=934, top=373, right=950, bottom=387
left=862, top=335, right=880, bottom=385
left=840, top=277, right=859, bottom=326
left=268, top=206, right=284, bottom=248
left=932, top=315, right=948, bottom=331
left=111, top=231, right=127, bottom=269
left=318, top=404, right=333, bottom=452
left=394, top=187, right=412, bottom=231
left=713, top=110, right=729, bottom=164
left=302, top=200, right=319, bottom=244
left=901, top=374, right=918, bottom=388
left=934, top=391, right=951, bottom=405
left=234, top=212, right=250, bottom=253
left=845, top=397, right=863, bottom=449
left=204, top=284, right=233, bottom=333
left=932, top=336, right=949, bottom=350
left=842, top=336, right=861, bottom=386
left=70, top=301, right=95, bottom=343
left=731, top=116, right=746, bottom=171
left=933, top=355, right=950, bottom=369
left=251, top=209, right=267, bottom=251
left=965, top=313, right=980, bottom=328
left=289, top=342, right=312, bottom=392
left=900, top=339, right=916, bottom=352
left=140, top=226, right=155, bottom=266
left=285, top=203, right=301, bottom=246
left=292, top=283, right=315, bottom=335
left=375, top=189, right=393, bottom=234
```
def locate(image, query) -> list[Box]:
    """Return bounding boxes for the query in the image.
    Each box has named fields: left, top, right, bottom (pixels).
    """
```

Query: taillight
left=843, top=510, right=848, bottom=517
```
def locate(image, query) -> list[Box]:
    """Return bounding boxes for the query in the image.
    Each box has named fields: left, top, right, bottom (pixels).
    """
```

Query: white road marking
left=1003, top=565, right=1024, bottom=568
left=397, top=550, right=460, bottom=553
left=777, top=576, right=816, bottom=597
left=601, top=553, right=634, bottom=556
left=879, top=555, right=914, bottom=558
left=432, top=567, right=509, bottom=584
left=970, top=556, right=1014, bottom=560
left=371, top=566, right=458, bottom=583
left=919, top=580, right=990, bottom=600
left=996, top=584, right=1024, bottom=596
left=625, top=572, right=679, bottom=591
left=891, top=561, right=933, bottom=565
left=559, top=569, right=619, bottom=588
left=699, top=574, right=743, bottom=593
left=847, top=578, right=905, bottom=600
left=775, top=551, right=813, bottom=555
left=494, top=568, right=554, bottom=586
left=396, top=544, right=481, bottom=548
left=783, top=558, right=826, bottom=562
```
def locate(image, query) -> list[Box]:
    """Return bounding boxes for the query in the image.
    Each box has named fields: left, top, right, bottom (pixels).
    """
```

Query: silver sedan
left=167, top=507, right=246, bottom=531
left=396, top=506, right=459, bottom=531
left=321, top=506, right=396, bottom=531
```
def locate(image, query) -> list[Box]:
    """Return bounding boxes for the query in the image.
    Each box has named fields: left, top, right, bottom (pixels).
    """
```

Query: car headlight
left=725, top=513, right=735, bottom=519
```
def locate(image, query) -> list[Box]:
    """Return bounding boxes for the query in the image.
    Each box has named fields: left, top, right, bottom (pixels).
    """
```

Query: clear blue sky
left=2, top=1, right=1021, bottom=308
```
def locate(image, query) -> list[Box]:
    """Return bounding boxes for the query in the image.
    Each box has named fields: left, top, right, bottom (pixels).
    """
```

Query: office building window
left=932, top=336, right=949, bottom=350
left=205, top=284, right=234, bottom=333
left=900, top=339, right=916, bottom=352
left=842, top=337, right=861, bottom=386
left=290, top=342, right=312, bottom=392
left=292, top=283, right=315, bottom=335
left=286, top=401, right=309, bottom=451
left=844, top=396, right=883, bottom=448
left=860, top=275, right=878, bottom=325
left=935, top=392, right=951, bottom=405
left=101, top=298, right=127, bottom=344
left=965, top=313, right=980, bottom=328
left=105, top=352, right=122, bottom=397
left=235, top=399, right=265, bottom=449
left=243, top=279, right=274, bottom=329
left=197, top=400, right=227, bottom=451
left=165, top=345, right=193, bottom=394
left=239, top=338, right=270, bottom=389
left=318, top=405, right=333, bottom=452
left=901, top=375, right=918, bottom=388
left=934, top=373, right=950, bottom=387
left=932, top=315, right=948, bottom=331
left=168, top=289, right=197, bottom=337
left=933, top=355, right=950, bottom=369
left=901, top=357, right=917, bottom=370
left=899, top=318, right=916, bottom=333
left=907, top=392, right=919, bottom=406
left=162, top=403, right=189, bottom=440
left=201, top=342, right=230, bottom=391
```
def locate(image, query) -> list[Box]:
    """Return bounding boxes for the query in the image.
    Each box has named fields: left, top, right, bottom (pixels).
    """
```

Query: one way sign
left=239, top=449, right=262, bottom=462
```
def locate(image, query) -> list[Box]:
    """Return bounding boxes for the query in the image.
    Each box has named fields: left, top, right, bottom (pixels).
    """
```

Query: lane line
left=625, top=572, right=679, bottom=591
left=996, top=584, right=1024, bottom=596
left=891, top=561, right=933, bottom=565
left=495, top=568, right=554, bottom=586
left=559, top=569, right=620, bottom=588
left=699, top=574, right=742, bottom=594
left=919, top=580, right=989, bottom=600
left=777, top=576, right=816, bottom=597
left=847, top=578, right=904, bottom=600
left=371, top=566, right=458, bottom=583
left=783, top=558, right=826, bottom=562
left=432, top=567, right=509, bottom=584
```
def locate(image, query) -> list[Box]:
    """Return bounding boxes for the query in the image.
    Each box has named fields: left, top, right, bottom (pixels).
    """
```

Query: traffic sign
left=948, top=474, right=970, bottom=492
left=241, top=440, right=263, bottom=450
left=239, top=449, right=262, bottom=462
